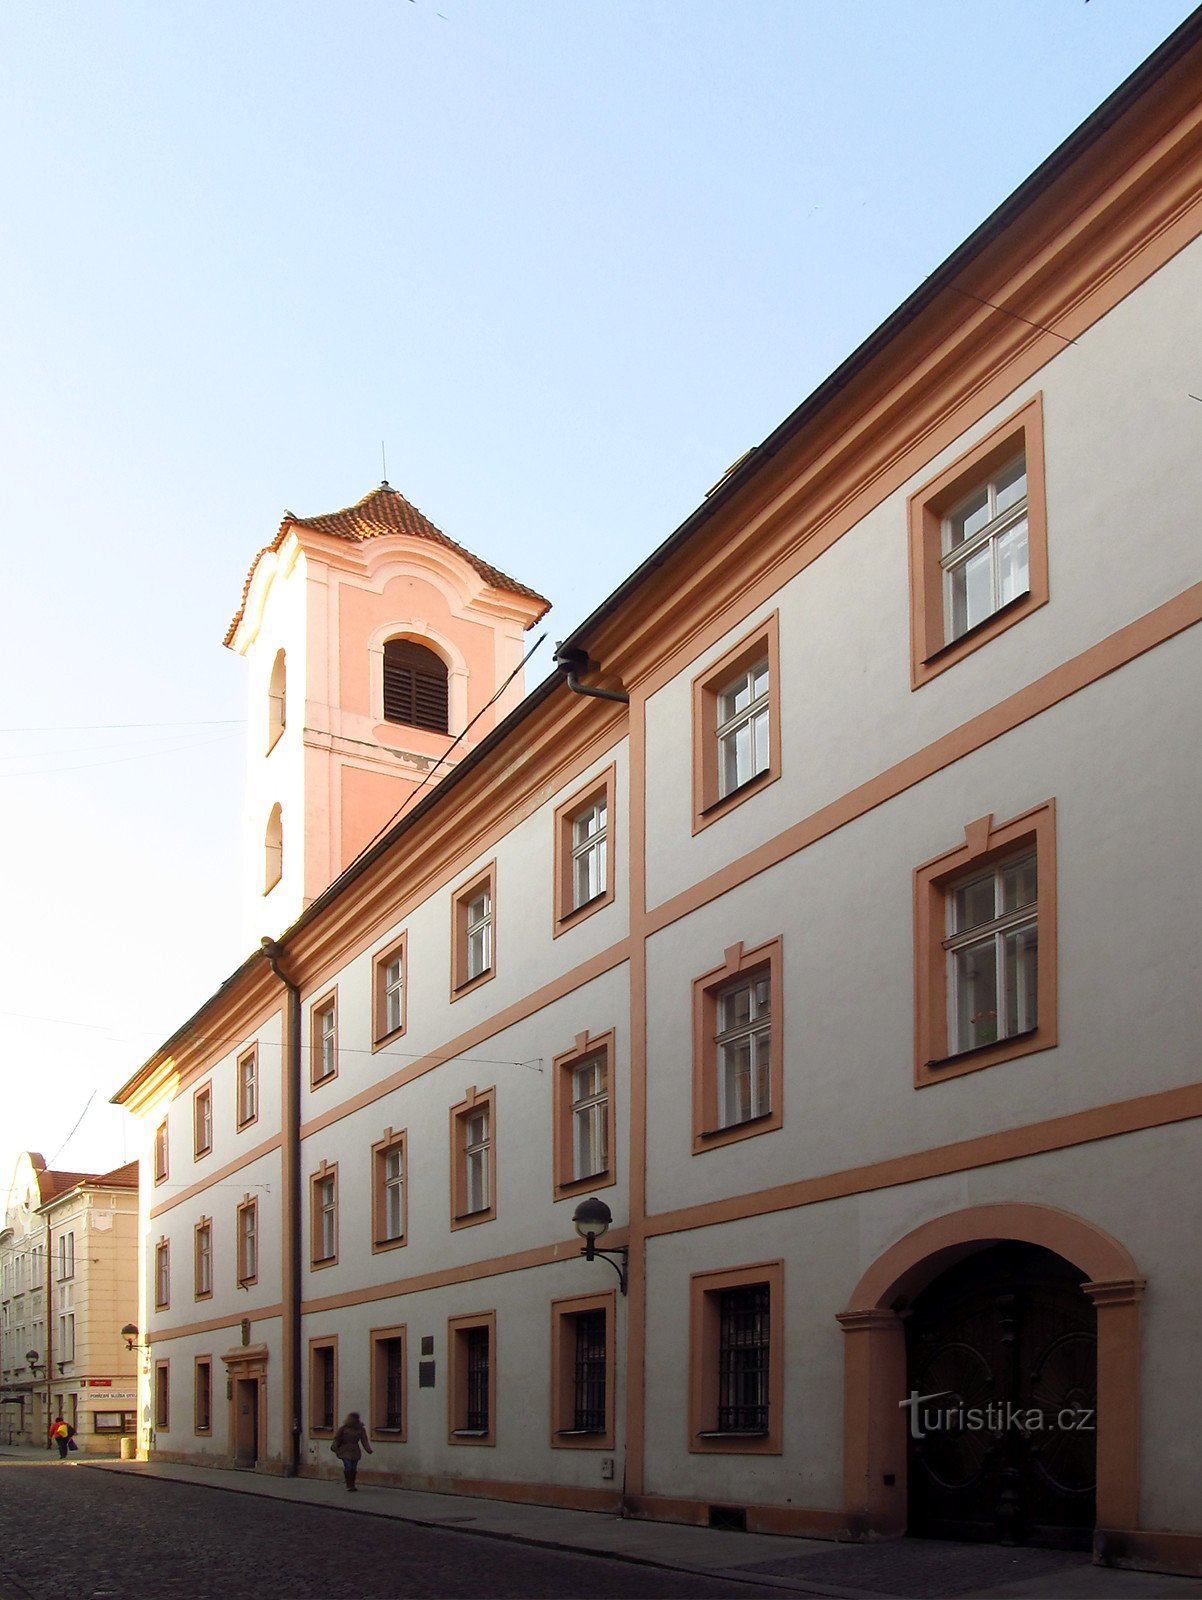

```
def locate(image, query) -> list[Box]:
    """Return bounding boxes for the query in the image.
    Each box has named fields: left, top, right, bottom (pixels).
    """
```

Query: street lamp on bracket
left=571, top=1197, right=628, bottom=1295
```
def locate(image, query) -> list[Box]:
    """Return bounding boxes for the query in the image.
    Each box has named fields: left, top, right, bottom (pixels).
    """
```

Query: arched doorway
left=838, top=1204, right=1144, bottom=1543
left=906, top=1242, right=1096, bottom=1548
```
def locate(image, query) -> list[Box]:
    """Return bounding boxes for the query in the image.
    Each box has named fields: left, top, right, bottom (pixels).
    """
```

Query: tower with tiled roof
left=226, top=482, right=549, bottom=946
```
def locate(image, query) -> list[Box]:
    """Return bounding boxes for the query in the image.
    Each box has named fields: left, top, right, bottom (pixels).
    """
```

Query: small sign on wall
left=418, top=1361, right=436, bottom=1389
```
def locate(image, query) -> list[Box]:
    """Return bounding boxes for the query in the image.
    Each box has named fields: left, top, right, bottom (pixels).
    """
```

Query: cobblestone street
left=0, top=1459, right=786, bottom=1600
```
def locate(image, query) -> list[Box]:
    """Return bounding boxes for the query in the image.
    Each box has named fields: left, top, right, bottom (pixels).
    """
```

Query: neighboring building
left=0, top=1153, right=139, bottom=1454
left=114, top=15, right=1202, bottom=1579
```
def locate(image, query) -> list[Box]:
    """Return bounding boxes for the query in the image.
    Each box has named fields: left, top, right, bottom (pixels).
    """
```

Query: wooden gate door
left=234, top=1378, right=259, bottom=1468
left=906, top=1242, right=1096, bottom=1548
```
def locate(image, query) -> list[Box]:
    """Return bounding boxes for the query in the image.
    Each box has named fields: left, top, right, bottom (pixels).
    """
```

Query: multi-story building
left=0, top=1153, right=139, bottom=1454
left=114, top=14, right=1202, bottom=1579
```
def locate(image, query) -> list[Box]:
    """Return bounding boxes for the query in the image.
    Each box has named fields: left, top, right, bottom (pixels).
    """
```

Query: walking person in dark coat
left=330, top=1411, right=372, bottom=1491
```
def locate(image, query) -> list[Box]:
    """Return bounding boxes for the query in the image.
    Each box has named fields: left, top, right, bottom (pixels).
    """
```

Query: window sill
left=451, top=969, right=494, bottom=1000
left=556, top=1428, right=605, bottom=1437
left=922, top=587, right=1031, bottom=667
left=371, top=1025, right=406, bottom=1053
left=697, top=1429, right=768, bottom=1439
left=699, top=767, right=772, bottom=820
left=310, top=1072, right=338, bottom=1091
left=554, top=1168, right=613, bottom=1201
left=697, top=1110, right=775, bottom=1141
left=310, top=1256, right=336, bottom=1270
left=372, top=1235, right=407, bottom=1251
left=451, top=1428, right=490, bottom=1438
left=925, top=1026, right=1038, bottom=1071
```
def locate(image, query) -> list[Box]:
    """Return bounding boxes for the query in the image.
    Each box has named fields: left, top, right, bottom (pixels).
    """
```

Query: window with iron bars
left=465, top=1327, right=490, bottom=1431
left=383, top=1337, right=403, bottom=1431
left=572, top=1311, right=606, bottom=1433
left=717, top=1285, right=770, bottom=1433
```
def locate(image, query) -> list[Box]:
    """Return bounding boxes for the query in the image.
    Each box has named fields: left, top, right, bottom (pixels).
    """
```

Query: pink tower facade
left=225, top=483, right=549, bottom=950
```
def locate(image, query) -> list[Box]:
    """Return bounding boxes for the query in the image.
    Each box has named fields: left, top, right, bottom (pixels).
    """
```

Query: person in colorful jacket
left=49, top=1415, right=75, bottom=1460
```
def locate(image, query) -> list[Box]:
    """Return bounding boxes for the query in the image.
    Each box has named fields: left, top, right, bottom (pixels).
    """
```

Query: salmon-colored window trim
left=372, top=932, right=408, bottom=1049
left=691, top=938, right=784, bottom=1154
left=553, top=766, right=617, bottom=935
left=194, top=1355, right=212, bottom=1435
left=371, top=1129, right=407, bottom=1253
left=552, top=1031, right=617, bottom=1201
left=154, top=1120, right=169, bottom=1186
left=236, top=1195, right=259, bottom=1288
left=550, top=1290, right=615, bottom=1450
left=192, top=1081, right=213, bottom=1160
left=309, top=988, right=339, bottom=1090
left=369, top=1323, right=407, bottom=1441
left=193, top=1217, right=213, bottom=1301
left=308, top=1334, right=338, bottom=1436
left=688, top=1260, right=783, bottom=1455
left=154, top=1358, right=170, bottom=1432
left=154, top=1237, right=171, bottom=1310
left=449, top=1086, right=497, bottom=1230
left=450, top=862, right=496, bottom=1000
left=447, top=1310, right=496, bottom=1446
left=691, top=611, right=781, bottom=834
left=236, top=1045, right=259, bottom=1132
left=913, top=799, right=1057, bottom=1088
left=908, top=393, right=1048, bottom=690
left=309, top=1160, right=339, bottom=1270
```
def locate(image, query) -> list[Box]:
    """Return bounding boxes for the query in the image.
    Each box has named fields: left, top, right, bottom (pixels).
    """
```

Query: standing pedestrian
left=329, top=1411, right=372, bottom=1491
left=49, top=1415, right=75, bottom=1461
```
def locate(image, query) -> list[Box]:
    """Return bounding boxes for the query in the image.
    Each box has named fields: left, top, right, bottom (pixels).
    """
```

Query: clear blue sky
left=1, top=0, right=1195, bottom=1191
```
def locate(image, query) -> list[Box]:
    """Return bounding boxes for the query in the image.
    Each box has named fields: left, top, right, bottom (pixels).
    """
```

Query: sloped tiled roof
left=224, top=483, right=550, bottom=646
left=36, top=1169, right=90, bottom=1205
left=90, top=1160, right=139, bottom=1189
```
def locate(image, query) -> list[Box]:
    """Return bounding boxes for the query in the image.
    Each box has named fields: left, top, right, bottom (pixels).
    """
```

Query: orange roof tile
left=224, top=483, right=549, bottom=647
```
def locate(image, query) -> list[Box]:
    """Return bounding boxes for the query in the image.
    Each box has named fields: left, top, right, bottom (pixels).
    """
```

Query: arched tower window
left=383, top=639, right=449, bottom=735
left=267, top=650, right=286, bottom=751
left=265, top=804, right=283, bottom=893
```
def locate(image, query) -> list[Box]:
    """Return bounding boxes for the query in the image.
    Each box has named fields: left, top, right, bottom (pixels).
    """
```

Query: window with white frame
left=570, top=799, right=608, bottom=910
left=316, top=1177, right=336, bottom=1260
left=195, top=1220, right=212, bottom=1298
left=313, top=1172, right=337, bottom=1264
left=193, top=1085, right=213, bottom=1158
left=464, top=1107, right=490, bottom=1215
left=570, top=1054, right=608, bottom=1182
left=715, top=973, right=771, bottom=1128
left=716, top=657, right=770, bottom=799
left=237, top=1200, right=258, bottom=1285
left=237, top=1048, right=258, bottom=1128
left=58, top=1233, right=74, bottom=1281
left=945, top=851, right=1038, bottom=1054
left=312, top=997, right=337, bottom=1084
left=942, top=454, right=1029, bottom=642
left=154, top=1241, right=170, bottom=1309
left=465, top=889, right=491, bottom=982
left=59, top=1312, right=75, bottom=1364
left=383, top=953, right=404, bottom=1034
left=382, top=1146, right=404, bottom=1243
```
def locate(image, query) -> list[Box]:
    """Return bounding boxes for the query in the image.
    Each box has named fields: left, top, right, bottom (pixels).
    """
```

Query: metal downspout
left=261, top=938, right=302, bottom=1477
left=552, top=646, right=630, bottom=704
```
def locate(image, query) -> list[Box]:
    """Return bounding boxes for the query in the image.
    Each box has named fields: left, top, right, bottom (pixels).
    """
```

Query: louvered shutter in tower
left=383, top=640, right=450, bottom=734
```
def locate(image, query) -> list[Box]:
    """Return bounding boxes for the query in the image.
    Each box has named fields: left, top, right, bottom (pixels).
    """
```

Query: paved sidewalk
left=3, top=1445, right=1200, bottom=1598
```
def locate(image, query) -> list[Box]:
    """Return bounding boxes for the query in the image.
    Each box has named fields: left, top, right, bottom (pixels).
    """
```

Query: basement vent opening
left=708, top=1505, right=747, bottom=1532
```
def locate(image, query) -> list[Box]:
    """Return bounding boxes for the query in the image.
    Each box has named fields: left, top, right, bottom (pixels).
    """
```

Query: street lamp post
left=571, top=1197, right=628, bottom=1295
